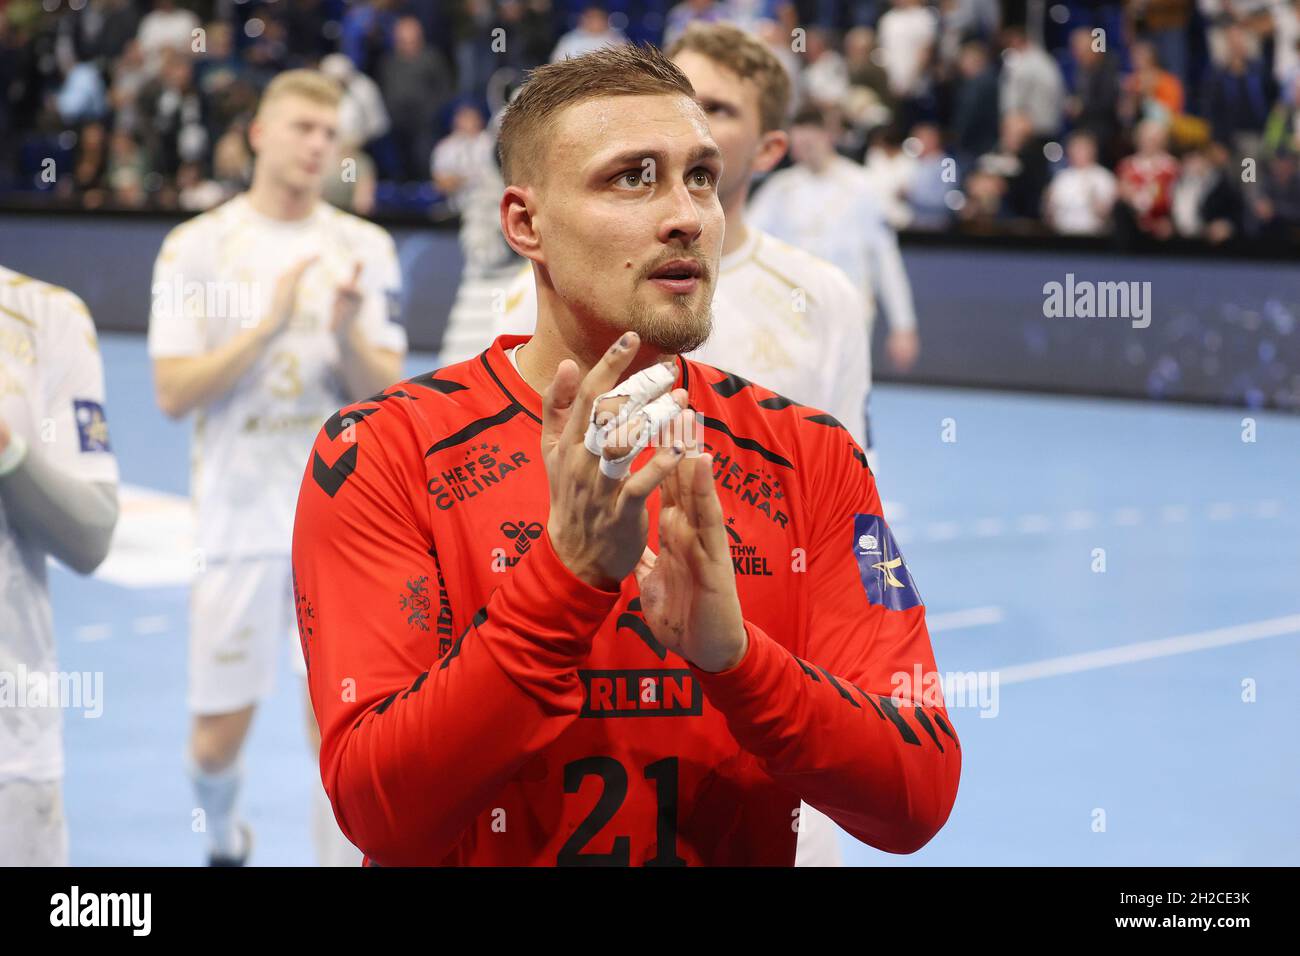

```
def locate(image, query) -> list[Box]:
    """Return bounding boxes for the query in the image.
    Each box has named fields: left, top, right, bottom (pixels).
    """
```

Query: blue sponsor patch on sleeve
left=73, top=399, right=111, bottom=453
left=852, top=513, right=922, bottom=610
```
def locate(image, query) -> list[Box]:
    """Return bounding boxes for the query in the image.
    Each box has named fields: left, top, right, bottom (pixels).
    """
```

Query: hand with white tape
left=540, top=331, right=690, bottom=591
left=583, top=359, right=684, bottom=479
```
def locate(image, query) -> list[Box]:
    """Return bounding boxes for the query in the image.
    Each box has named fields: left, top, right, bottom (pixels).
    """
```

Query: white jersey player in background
left=0, top=266, right=119, bottom=865
left=489, top=23, right=870, bottom=864
left=747, top=103, right=921, bottom=464
left=148, top=70, right=407, bottom=866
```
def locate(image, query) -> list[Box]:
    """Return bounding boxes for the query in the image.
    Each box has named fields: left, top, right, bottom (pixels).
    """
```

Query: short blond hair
left=497, top=43, right=696, bottom=187
left=256, top=69, right=343, bottom=118
left=666, top=22, right=791, bottom=135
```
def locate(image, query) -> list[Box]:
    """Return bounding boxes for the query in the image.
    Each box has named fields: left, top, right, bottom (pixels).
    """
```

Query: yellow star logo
left=871, top=556, right=906, bottom=588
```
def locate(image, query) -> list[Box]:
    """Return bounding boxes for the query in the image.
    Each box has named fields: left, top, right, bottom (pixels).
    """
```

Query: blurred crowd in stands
left=4, top=0, right=1300, bottom=244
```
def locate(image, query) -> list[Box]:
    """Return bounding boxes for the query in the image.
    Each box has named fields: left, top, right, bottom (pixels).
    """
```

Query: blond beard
left=625, top=293, right=714, bottom=355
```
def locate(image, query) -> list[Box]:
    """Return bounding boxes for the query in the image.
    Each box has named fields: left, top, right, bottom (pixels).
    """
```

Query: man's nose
left=658, top=180, right=705, bottom=246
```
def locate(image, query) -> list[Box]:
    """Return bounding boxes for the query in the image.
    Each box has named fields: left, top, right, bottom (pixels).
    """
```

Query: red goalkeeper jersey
left=291, top=333, right=961, bottom=866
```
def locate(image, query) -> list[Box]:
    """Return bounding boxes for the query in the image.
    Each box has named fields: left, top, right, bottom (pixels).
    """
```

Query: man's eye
left=616, top=170, right=647, bottom=188
left=690, top=168, right=716, bottom=187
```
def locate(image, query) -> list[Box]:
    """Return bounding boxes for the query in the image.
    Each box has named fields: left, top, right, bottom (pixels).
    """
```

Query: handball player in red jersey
left=291, top=43, right=960, bottom=866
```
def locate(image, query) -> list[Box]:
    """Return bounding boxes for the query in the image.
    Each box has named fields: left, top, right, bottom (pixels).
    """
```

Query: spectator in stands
left=1066, top=26, right=1121, bottom=164
left=903, top=122, right=955, bottom=230
left=68, top=0, right=141, bottom=65
left=106, top=127, right=149, bottom=207
left=1116, top=118, right=1180, bottom=239
left=1043, top=130, right=1118, bottom=236
left=1263, top=71, right=1300, bottom=154
left=877, top=0, right=938, bottom=127
left=242, top=12, right=292, bottom=77
left=108, top=38, right=150, bottom=135
left=999, top=23, right=1065, bottom=139
left=1126, top=0, right=1193, bottom=87
left=802, top=27, right=850, bottom=109
left=320, top=52, right=390, bottom=148
left=1199, top=0, right=1266, bottom=68
left=1203, top=23, right=1272, bottom=156
left=843, top=25, right=893, bottom=120
left=971, top=110, right=1050, bottom=221
left=664, top=0, right=732, bottom=50
left=56, top=59, right=108, bottom=126
left=341, top=0, right=400, bottom=76
left=380, top=16, right=452, bottom=182
left=951, top=38, right=999, bottom=165
left=1172, top=141, right=1244, bottom=241
left=1270, top=0, right=1300, bottom=95
left=67, top=121, right=108, bottom=206
left=284, top=0, right=337, bottom=64
left=864, top=125, right=917, bottom=228
left=1121, top=39, right=1185, bottom=128
left=1253, top=145, right=1300, bottom=237
left=936, top=0, right=1000, bottom=72
left=497, top=0, right=555, bottom=72
left=755, top=8, right=802, bottom=99
left=176, top=159, right=227, bottom=211
left=212, top=119, right=252, bottom=191
left=138, top=49, right=207, bottom=179
left=194, top=22, right=262, bottom=137
left=454, top=0, right=497, bottom=96
left=136, top=0, right=200, bottom=74
left=551, top=5, right=628, bottom=62
left=431, top=102, right=493, bottom=215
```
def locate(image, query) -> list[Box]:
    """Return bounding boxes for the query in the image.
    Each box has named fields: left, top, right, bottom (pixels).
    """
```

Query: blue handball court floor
left=49, top=333, right=1300, bottom=865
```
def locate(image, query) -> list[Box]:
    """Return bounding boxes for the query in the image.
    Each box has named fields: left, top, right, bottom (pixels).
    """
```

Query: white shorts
left=794, top=801, right=844, bottom=867
left=0, top=778, right=68, bottom=866
left=189, top=556, right=305, bottom=716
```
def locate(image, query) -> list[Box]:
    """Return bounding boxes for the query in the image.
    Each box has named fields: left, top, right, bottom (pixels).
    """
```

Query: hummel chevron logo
left=313, top=390, right=415, bottom=497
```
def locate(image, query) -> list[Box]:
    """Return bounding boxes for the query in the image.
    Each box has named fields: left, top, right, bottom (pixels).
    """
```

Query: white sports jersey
left=747, top=156, right=918, bottom=386
left=0, top=266, right=119, bottom=782
left=148, top=195, right=406, bottom=560
left=489, top=226, right=871, bottom=449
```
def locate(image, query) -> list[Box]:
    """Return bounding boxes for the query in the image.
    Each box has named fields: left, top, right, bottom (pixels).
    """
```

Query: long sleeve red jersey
left=291, top=333, right=961, bottom=866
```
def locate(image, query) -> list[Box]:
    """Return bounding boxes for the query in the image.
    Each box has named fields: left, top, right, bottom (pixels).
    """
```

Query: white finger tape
left=585, top=361, right=682, bottom=479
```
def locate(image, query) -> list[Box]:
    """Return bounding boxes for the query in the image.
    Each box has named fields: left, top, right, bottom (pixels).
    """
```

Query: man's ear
left=751, top=129, right=789, bottom=176
left=247, top=116, right=263, bottom=156
left=501, top=185, right=543, bottom=264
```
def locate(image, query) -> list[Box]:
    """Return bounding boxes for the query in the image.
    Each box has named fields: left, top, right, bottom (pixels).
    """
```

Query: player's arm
left=149, top=228, right=314, bottom=419
left=863, top=202, right=918, bottom=334
left=295, top=411, right=616, bottom=865
left=822, top=272, right=871, bottom=451
left=295, top=334, right=686, bottom=864
left=0, top=428, right=117, bottom=575
left=643, top=431, right=960, bottom=855
left=862, top=197, right=920, bottom=371
left=0, top=294, right=119, bottom=574
left=333, top=234, right=406, bottom=401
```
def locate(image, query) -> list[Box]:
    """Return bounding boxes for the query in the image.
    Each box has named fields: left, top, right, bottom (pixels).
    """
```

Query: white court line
left=75, top=624, right=112, bottom=643
left=132, top=615, right=170, bottom=636
left=996, top=614, right=1300, bottom=686
left=1208, top=502, right=1236, bottom=521
left=928, top=606, right=1004, bottom=633
left=1015, top=514, right=1051, bottom=534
